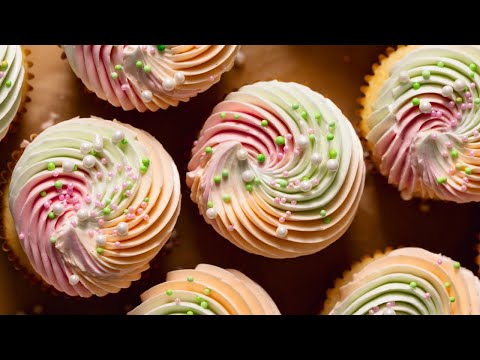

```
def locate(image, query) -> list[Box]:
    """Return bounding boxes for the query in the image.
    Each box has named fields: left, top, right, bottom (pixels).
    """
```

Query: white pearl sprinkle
left=141, top=90, right=153, bottom=102
left=454, top=79, right=466, bottom=92
left=297, top=135, right=308, bottom=149
left=174, top=72, right=185, bottom=84
left=276, top=225, right=288, bottom=238
left=206, top=208, right=217, bottom=219
left=300, top=180, right=313, bottom=192
left=398, top=71, right=410, bottom=83
left=52, top=203, right=65, bottom=216
left=242, top=170, right=255, bottom=183
left=93, top=134, right=104, bottom=152
left=382, top=308, right=396, bottom=315
left=327, top=159, right=339, bottom=171
left=69, top=274, right=79, bottom=286
left=83, top=155, right=96, bottom=169
left=117, top=222, right=129, bottom=236
left=419, top=100, right=432, bottom=114
left=234, top=51, right=246, bottom=67
left=96, top=235, right=106, bottom=246
left=236, top=148, right=248, bottom=161
left=112, top=130, right=125, bottom=144
left=62, top=160, right=75, bottom=173
left=311, top=153, right=322, bottom=165
left=80, top=142, right=92, bottom=154
left=162, top=77, right=176, bottom=91
left=76, top=209, right=89, bottom=221
left=441, top=85, right=453, bottom=97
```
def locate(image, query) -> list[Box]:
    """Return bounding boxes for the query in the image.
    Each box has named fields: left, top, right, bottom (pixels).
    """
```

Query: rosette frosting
left=8, top=117, right=181, bottom=297
left=63, top=45, right=239, bottom=112
left=0, top=45, right=25, bottom=141
left=187, top=81, right=365, bottom=258
left=325, top=248, right=480, bottom=315
left=364, top=45, right=480, bottom=202
left=128, top=264, right=280, bottom=315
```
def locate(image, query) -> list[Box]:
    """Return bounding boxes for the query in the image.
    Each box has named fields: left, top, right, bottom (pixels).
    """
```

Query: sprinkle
left=450, top=297, right=456, bottom=303
left=135, top=60, right=143, bottom=68
left=187, top=276, right=194, bottom=282
left=186, top=311, right=194, bottom=315
left=329, top=149, right=338, bottom=159
left=49, top=236, right=57, bottom=244
left=422, top=70, right=431, bottom=79
left=207, top=201, right=213, bottom=208
left=292, top=103, right=299, bottom=110
left=301, top=111, right=308, bottom=119
left=456, top=97, right=463, bottom=104
left=205, top=146, right=213, bottom=154
left=327, top=133, right=334, bottom=141
left=409, top=281, right=417, bottom=288
left=114, top=64, right=122, bottom=71
left=245, top=184, right=253, bottom=192
left=213, top=175, right=221, bottom=184
left=5, top=80, right=11, bottom=87
left=261, top=119, right=268, bottom=127
left=470, top=73, right=476, bottom=78
left=222, top=194, right=231, bottom=203
left=412, top=98, right=420, bottom=106
left=96, top=247, right=104, bottom=255
left=320, top=210, right=327, bottom=218
left=48, top=212, right=55, bottom=219
left=323, top=217, right=331, bottom=224
left=111, top=71, right=118, bottom=80
left=437, top=176, right=447, bottom=184
left=257, top=153, right=266, bottom=163
left=309, top=134, right=316, bottom=141
left=166, top=289, right=173, bottom=296
left=121, top=139, right=128, bottom=145
left=0, top=60, right=7, bottom=70
left=465, top=167, right=473, bottom=175
left=157, top=45, right=166, bottom=51
left=204, top=288, right=211, bottom=295
left=254, top=177, right=261, bottom=185
left=453, top=261, right=460, bottom=269
left=444, top=282, right=451, bottom=288
left=451, top=150, right=458, bottom=158
left=222, top=169, right=229, bottom=178
left=143, top=65, right=151, bottom=73
left=233, top=114, right=240, bottom=120
left=200, top=301, right=208, bottom=309
left=470, top=63, right=477, bottom=71
left=412, top=82, right=421, bottom=90
left=278, top=179, right=288, bottom=188
left=102, top=207, right=111, bottom=216
left=275, top=136, right=285, bottom=146
left=47, top=162, right=56, bottom=171
left=40, top=191, right=47, bottom=197
left=140, top=165, right=148, bottom=173
left=54, top=180, right=63, bottom=189
left=475, top=98, right=480, bottom=105
left=437, top=61, right=444, bottom=67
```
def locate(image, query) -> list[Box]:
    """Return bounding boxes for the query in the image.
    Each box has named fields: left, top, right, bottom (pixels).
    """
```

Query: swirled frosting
left=0, top=45, right=25, bottom=142
left=128, top=264, right=280, bottom=315
left=8, top=117, right=181, bottom=297
left=363, top=45, right=480, bottom=202
left=325, top=247, right=480, bottom=315
left=187, top=81, right=365, bottom=258
left=63, top=45, right=239, bottom=112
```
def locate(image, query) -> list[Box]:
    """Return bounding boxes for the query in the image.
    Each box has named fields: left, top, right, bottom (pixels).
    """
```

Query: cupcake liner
left=0, top=135, right=180, bottom=297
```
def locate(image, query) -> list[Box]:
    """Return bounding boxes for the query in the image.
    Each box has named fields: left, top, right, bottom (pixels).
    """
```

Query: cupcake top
left=8, top=117, right=181, bottom=297
left=128, top=264, right=280, bottom=315
left=365, top=45, right=480, bottom=202
left=325, top=247, right=480, bottom=315
left=63, top=45, right=239, bottom=112
left=187, top=80, right=365, bottom=258
left=0, top=45, right=25, bottom=142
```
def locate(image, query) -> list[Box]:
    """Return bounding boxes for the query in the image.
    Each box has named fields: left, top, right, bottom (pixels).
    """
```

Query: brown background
left=0, top=45, right=478, bottom=315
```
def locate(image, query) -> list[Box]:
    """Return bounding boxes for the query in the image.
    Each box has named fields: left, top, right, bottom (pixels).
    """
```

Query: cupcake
left=0, top=45, right=33, bottom=142
left=322, top=247, right=480, bottom=315
left=128, top=264, right=280, bottom=315
left=360, top=45, right=480, bottom=202
left=5, top=117, right=181, bottom=297
left=62, top=45, right=239, bottom=112
left=187, top=80, right=366, bottom=258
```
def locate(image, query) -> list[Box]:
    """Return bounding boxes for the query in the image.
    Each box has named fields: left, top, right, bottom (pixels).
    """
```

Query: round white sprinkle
left=206, top=208, right=217, bottom=219
left=236, top=148, right=248, bottom=161
left=382, top=308, right=396, bottom=315
left=297, top=135, right=308, bottom=149
left=80, top=142, right=92, bottom=154
left=52, top=203, right=65, bottom=216
left=454, top=79, right=466, bottom=92
left=141, top=90, right=153, bottom=102
left=311, top=153, right=322, bottom=165
left=162, top=77, right=176, bottom=91
left=441, top=85, right=453, bottom=97
left=69, top=274, right=79, bottom=286
left=419, top=100, right=432, bottom=114
left=327, top=159, right=339, bottom=171
left=112, top=130, right=125, bottom=144
left=398, top=71, right=410, bottom=83
left=96, top=235, right=106, bottom=246
left=300, top=180, right=312, bottom=192
left=174, top=72, right=185, bottom=84
left=117, top=222, right=129, bottom=236
left=62, top=160, right=75, bottom=173
left=242, top=170, right=255, bottom=183
left=234, top=51, right=246, bottom=67
left=82, top=155, right=96, bottom=169
left=276, top=225, right=288, bottom=238
left=76, top=209, right=89, bottom=221
left=93, top=134, right=104, bottom=152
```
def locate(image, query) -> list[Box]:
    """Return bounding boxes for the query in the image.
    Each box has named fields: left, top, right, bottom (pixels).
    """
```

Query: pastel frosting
left=0, top=45, right=25, bottom=142
left=8, top=117, right=181, bottom=297
left=366, top=45, right=480, bottom=202
left=128, top=264, right=280, bottom=315
left=187, top=80, right=365, bottom=258
left=63, top=45, right=239, bottom=112
left=326, top=247, right=480, bottom=315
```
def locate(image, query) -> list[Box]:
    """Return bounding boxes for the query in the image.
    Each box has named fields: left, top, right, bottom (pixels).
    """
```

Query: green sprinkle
left=205, top=146, right=213, bottom=154
left=451, top=149, right=458, bottom=158
left=49, top=236, right=57, bottom=244
left=204, top=288, right=211, bottom=295
left=144, top=197, right=150, bottom=203
left=323, top=217, right=331, bottom=224
left=142, top=158, right=150, bottom=167
left=257, top=153, right=266, bottom=163
left=445, top=282, right=451, bottom=288
left=412, top=82, right=421, bottom=90
left=261, top=119, right=268, bottom=127
left=166, top=289, right=173, bottom=296
left=315, top=113, right=321, bottom=120
left=450, top=297, right=455, bottom=303
left=102, top=207, right=111, bottom=216
left=437, top=176, right=447, bottom=184
left=143, top=65, right=151, bottom=73
left=114, top=64, right=122, bottom=71
left=47, top=162, right=56, bottom=171
left=301, top=111, right=308, bottom=119
left=437, top=61, right=445, bottom=67
left=475, top=98, right=480, bottom=105
left=54, top=180, right=63, bottom=189
left=465, top=167, right=473, bottom=175
left=48, top=212, right=55, bottom=219
left=140, top=165, right=148, bottom=173
left=121, top=139, right=128, bottom=145
left=111, top=71, right=118, bottom=80
left=0, top=60, right=7, bottom=70
left=200, top=301, right=208, bottom=309
left=186, top=311, right=194, bottom=315
left=233, top=114, right=240, bottom=120
left=222, top=169, right=229, bottom=178
left=275, top=136, right=285, bottom=146
left=409, top=281, right=417, bottom=289
left=453, top=261, right=460, bottom=269
left=126, top=181, right=133, bottom=189
left=90, top=149, right=97, bottom=156
left=327, top=133, right=334, bottom=141
left=195, top=296, right=203, bottom=303
left=157, top=45, right=166, bottom=51
left=5, top=80, right=12, bottom=88
left=329, top=121, right=336, bottom=129
left=470, top=63, right=477, bottom=71
left=320, top=209, right=327, bottom=218
left=187, top=276, right=194, bottom=282
left=254, top=177, right=261, bottom=185
left=105, top=199, right=112, bottom=205
left=124, top=209, right=128, bottom=214
left=222, top=194, right=231, bottom=203
left=245, top=184, right=253, bottom=192
left=292, top=103, right=299, bottom=110
left=309, top=134, right=316, bottom=141
left=40, top=191, right=47, bottom=197
left=73, top=164, right=78, bottom=171
left=412, top=98, right=420, bottom=106
left=302, top=176, right=310, bottom=181
left=96, top=247, right=104, bottom=255
left=135, top=60, right=143, bottom=68
left=456, top=163, right=463, bottom=170
left=456, top=97, right=463, bottom=104
left=278, top=179, right=288, bottom=188
left=207, top=201, right=213, bottom=208
left=422, top=70, right=431, bottom=79
left=213, top=175, right=221, bottom=184
left=470, top=73, right=476, bottom=79
left=220, top=112, right=226, bottom=119
left=329, top=149, right=337, bottom=159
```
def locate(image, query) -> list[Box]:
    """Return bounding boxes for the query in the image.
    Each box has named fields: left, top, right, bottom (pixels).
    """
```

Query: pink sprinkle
left=424, top=293, right=431, bottom=299
left=286, top=211, right=292, bottom=217
left=448, top=101, right=455, bottom=108
left=307, top=128, right=315, bottom=135
left=294, top=179, right=300, bottom=186
left=66, top=188, right=73, bottom=195
left=448, top=168, right=455, bottom=175
left=0, top=72, right=4, bottom=79
left=285, top=133, right=292, bottom=140
left=461, top=103, right=467, bottom=110
left=137, top=208, right=144, bottom=215
left=143, top=215, right=150, bottom=221
left=85, top=196, right=91, bottom=204
left=121, top=84, right=129, bottom=91
left=140, top=45, right=147, bottom=51
left=129, top=206, right=135, bottom=213
left=209, top=75, right=215, bottom=82
left=456, top=112, right=462, bottom=119
left=74, top=204, right=81, bottom=210
left=437, top=259, right=443, bottom=265
left=373, top=306, right=380, bottom=313
left=67, top=183, right=74, bottom=189
left=126, top=165, right=132, bottom=171
left=132, top=175, right=139, bottom=181
left=96, top=172, right=103, bottom=179
left=368, top=309, right=374, bottom=315
left=175, top=298, right=181, bottom=305
left=312, top=179, right=319, bottom=186
left=114, top=241, right=121, bottom=248
left=470, top=150, right=475, bottom=156
left=87, top=230, right=95, bottom=238
left=451, top=119, right=458, bottom=127
left=141, top=202, right=147, bottom=208
left=474, top=130, right=479, bottom=136
left=293, top=149, right=300, bottom=156
left=287, top=183, right=294, bottom=189
left=441, top=151, right=448, bottom=158
left=122, top=182, right=128, bottom=189
left=437, top=111, right=443, bottom=117
left=227, top=225, right=235, bottom=231
left=126, top=213, right=135, bottom=220
left=466, top=91, right=472, bottom=98
left=19, top=233, right=25, bottom=240
left=281, top=197, right=287, bottom=204
left=44, top=201, right=51, bottom=209
left=468, top=102, right=473, bottom=109
left=279, top=217, right=285, bottom=223
left=274, top=197, right=280, bottom=204
left=291, top=200, right=297, bottom=205
left=463, top=177, right=469, bottom=183
left=101, top=158, right=107, bottom=165
left=461, top=185, right=467, bottom=192
left=112, top=230, right=118, bottom=236
left=193, top=140, right=198, bottom=146
left=125, top=190, right=132, bottom=197
left=269, top=180, right=276, bottom=186
left=431, top=133, right=438, bottom=140
left=445, top=141, right=452, bottom=149
left=471, top=82, right=476, bottom=89
left=149, top=47, right=156, bottom=55
left=113, top=186, right=119, bottom=193
left=277, top=152, right=284, bottom=160
left=70, top=220, right=77, bottom=228
left=53, top=171, right=59, bottom=178
left=108, top=171, right=113, bottom=177
left=111, top=204, right=118, bottom=210
left=117, top=164, right=123, bottom=171
left=283, top=146, right=289, bottom=152
left=462, top=135, right=468, bottom=142
left=386, top=301, right=395, bottom=308
left=59, top=194, right=65, bottom=201
left=95, top=201, right=103, bottom=208
left=96, top=193, right=102, bottom=200
left=98, top=219, right=105, bottom=226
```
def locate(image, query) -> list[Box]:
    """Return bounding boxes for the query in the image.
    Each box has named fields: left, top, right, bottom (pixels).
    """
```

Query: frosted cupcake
left=323, top=247, right=480, bottom=315
left=63, top=45, right=239, bottom=112
left=360, top=45, right=480, bottom=202
left=128, top=264, right=280, bottom=315
left=5, top=117, right=181, bottom=297
left=187, top=80, right=366, bottom=258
